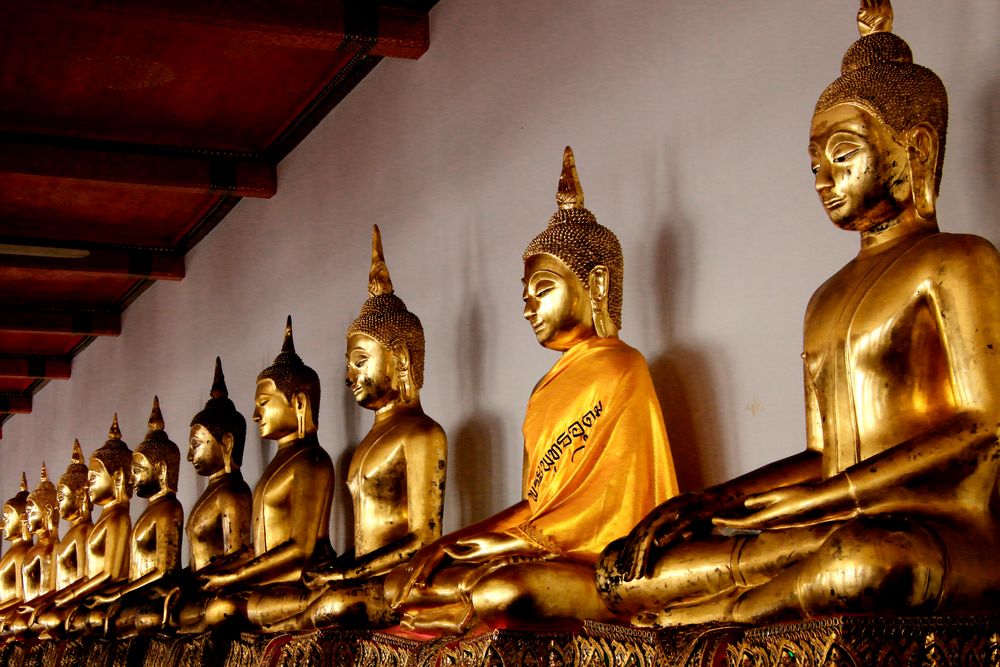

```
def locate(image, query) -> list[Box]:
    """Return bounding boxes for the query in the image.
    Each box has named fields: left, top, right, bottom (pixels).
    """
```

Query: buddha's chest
left=348, top=438, right=406, bottom=506
left=129, top=515, right=158, bottom=578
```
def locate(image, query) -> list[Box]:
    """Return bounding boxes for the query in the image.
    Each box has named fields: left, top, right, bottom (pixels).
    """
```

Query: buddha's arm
left=55, top=515, right=130, bottom=606
left=309, top=425, right=448, bottom=586
left=203, top=457, right=332, bottom=590
left=388, top=500, right=534, bottom=607
left=720, top=240, right=1000, bottom=530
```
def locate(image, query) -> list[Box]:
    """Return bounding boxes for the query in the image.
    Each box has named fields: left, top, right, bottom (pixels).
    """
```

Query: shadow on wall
left=646, top=193, right=727, bottom=494
left=330, top=380, right=364, bottom=551
left=451, top=292, right=506, bottom=528
left=978, top=76, right=1000, bottom=234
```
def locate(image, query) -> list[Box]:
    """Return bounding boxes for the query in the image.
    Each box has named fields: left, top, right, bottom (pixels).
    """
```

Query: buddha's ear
left=907, top=122, right=938, bottom=221
left=221, top=433, right=235, bottom=474
left=391, top=342, right=414, bottom=403
left=113, top=468, right=126, bottom=493
left=293, top=391, right=310, bottom=438
left=588, top=265, right=618, bottom=339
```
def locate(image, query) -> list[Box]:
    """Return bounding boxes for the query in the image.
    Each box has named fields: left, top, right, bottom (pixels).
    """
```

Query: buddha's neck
left=859, top=210, right=938, bottom=254
left=374, top=397, right=423, bottom=423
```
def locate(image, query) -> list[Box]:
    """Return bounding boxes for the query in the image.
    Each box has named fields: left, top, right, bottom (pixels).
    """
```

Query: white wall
left=4, top=1, right=999, bottom=559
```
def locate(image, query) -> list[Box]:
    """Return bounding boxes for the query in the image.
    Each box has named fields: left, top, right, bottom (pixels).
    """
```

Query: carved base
left=0, top=614, right=996, bottom=665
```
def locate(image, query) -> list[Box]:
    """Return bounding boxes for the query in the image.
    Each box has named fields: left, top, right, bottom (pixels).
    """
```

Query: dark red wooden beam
left=0, top=137, right=276, bottom=198
left=0, top=395, right=32, bottom=414
left=0, top=245, right=184, bottom=281
left=0, top=310, right=120, bottom=336
left=20, top=1, right=429, bottom=59
left=0, top=356, right=71, bottom=380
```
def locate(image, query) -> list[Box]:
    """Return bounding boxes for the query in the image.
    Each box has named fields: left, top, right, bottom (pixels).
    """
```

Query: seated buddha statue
left=18, top=465, right=60, bottom=608
left=185, top=357, right=252, bottom=573
left=598, top=0, right=1000, bottom=625
left=385, top=147, right=679, bottom=633
left=4, top=441, right=93, bottom=636
left=36, top=416, right=133, bottom=635
left=0, top=475, right=32, bottom=618
left=176, top=318, right=335, bottom=632
left=75, top=397, right=184, bottom=635
left=262, top=225, right=448, bottom=631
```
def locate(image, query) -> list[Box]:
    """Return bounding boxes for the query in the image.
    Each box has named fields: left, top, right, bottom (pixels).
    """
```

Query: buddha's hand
left=713, top=478, right=854, bottom=531
left=857, top=0, right=893, bottom=36
left=615, top=491, right=715, bottom=582
left=388, top=541, right=450, bottom=608
left=443, top=531, right=540, bottom=563
left=302, top=563, right=346, bottom=589
left=85, top=593, right=116, bottom=607
left=199, top=570, right=237, bottom=592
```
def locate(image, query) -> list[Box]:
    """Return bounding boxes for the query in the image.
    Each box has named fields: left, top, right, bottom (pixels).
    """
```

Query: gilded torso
left=129, top=494, right=183, bottom=581
left=0, top=541, right=30, bottom=603
left=804, top=231, right=1000, bottom=490
left=54, top=521, right=91, bottom=590
left=20, top=539, right=54, bottom=600
left=348, top=410, right=445, bottom=556
left=87, top=504, right=130, bottom=580
left=186, top=473, right=252, bottom=571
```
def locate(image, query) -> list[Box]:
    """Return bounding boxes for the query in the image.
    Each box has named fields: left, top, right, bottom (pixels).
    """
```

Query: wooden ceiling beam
left=0, top=310, right=120, bottom=336
left=0, top=245, right=184, bottom=280
left=0, top=137, right=276, bottom=198
left=0, top=395, right=32, bottom=414
left=0, top=356, right=71, bottom=380
left=20, top=1, right=430, bottom=59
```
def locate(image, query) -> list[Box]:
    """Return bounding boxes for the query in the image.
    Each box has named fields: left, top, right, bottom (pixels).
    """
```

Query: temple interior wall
left=3, top=0, right=999, bottom=560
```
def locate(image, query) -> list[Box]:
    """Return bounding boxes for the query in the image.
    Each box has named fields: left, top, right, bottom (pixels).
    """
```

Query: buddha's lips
left=823, top=196, right=846, bottom=210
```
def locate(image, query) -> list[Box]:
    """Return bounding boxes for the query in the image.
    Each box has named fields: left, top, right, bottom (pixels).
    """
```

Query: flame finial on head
left=281, top=315, right=295, bottom=355
left=857, top=0, right=893, bottom=37
left=108, top=413, right=122, bottom=440
left=210, top=356, right=228, bottom=400
left=71, top=439, right=84, bottom=465
left=147, top=396, right=165, bottom=432
left=39, top=461, right=48, bottom=484
left=19, top=472, right=27, bottom=492
left=556, top=146, right=585, bottom=211
left=368, top=225, right=394, bottom=297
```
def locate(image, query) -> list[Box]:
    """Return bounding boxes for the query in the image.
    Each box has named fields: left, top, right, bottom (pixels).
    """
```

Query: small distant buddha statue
left=37, top=416, right=133, bottom=634
left=19, top=464, right=60, bottom=605
left=599, top=0, right=1000, bottom=625
left=185, top=357, right=252, bottom=573
left=79, top=397, right=184, bottom=635
left=178, top=318, right=335, bottom=632
left=5, top=441, right=93, bottom=636
left=386, top=147, right=678, bottom=633
left=0, top=475, right=32, bottom=617
left=264, top=225, right=448, bottom=631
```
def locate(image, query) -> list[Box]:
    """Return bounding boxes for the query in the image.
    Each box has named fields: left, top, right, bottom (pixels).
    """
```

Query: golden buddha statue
left=4, top=441, right=93, bottom=636
left=78, top=397, right=184, bottom=635
left=19, top=464, right=60, bottom=605
left=598, top=0, right=1000, bottom=625
left=0, top=475, right=33, bottom=617
left=185, top=357, right=252, bottom=573
left=385, top=147, right=678, bottom=633
left=261, top=225, right=448, bottom=631
left=177, top=318, right=335, bottom=632
left=36, top=416, right=133, bottom=634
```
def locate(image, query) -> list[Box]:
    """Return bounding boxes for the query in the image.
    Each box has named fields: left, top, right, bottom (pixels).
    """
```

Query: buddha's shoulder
left=586, top=338, right=647, bottom=369
left=394, top=412, right=446, bottom=441
left=908, top=231, right=1000, bottom=265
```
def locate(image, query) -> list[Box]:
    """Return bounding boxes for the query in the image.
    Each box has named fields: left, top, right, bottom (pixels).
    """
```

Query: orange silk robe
left=516, top=336, right=678, bottom=562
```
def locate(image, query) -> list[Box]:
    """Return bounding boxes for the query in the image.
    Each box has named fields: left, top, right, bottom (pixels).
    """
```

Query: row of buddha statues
left=2, top=0, right=999, bottom=642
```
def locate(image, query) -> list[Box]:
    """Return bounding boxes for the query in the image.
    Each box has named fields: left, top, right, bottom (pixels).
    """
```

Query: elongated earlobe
left=907, top=123, right=938, bottom=221
left=588, top=266, right=618, bottom=338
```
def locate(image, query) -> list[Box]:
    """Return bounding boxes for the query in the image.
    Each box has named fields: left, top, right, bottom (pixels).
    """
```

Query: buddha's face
left=346, top=333, right=397, bottom=410
left=57, top=483, right=78, bottom=521
left=131, top=452, right=157, bottom=498
left=522, top=253, right=594, bottom=351
left=1, top=505, right=19, bottom=540
left=188, top=424, right=225, bottom=476
left=88, top=458, right=114, bottom=506
left=25, top=499, right=44, bottom=534
left=253, top=379, right=298, bottom=441
left=809, top=103, right=911, bottom=233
